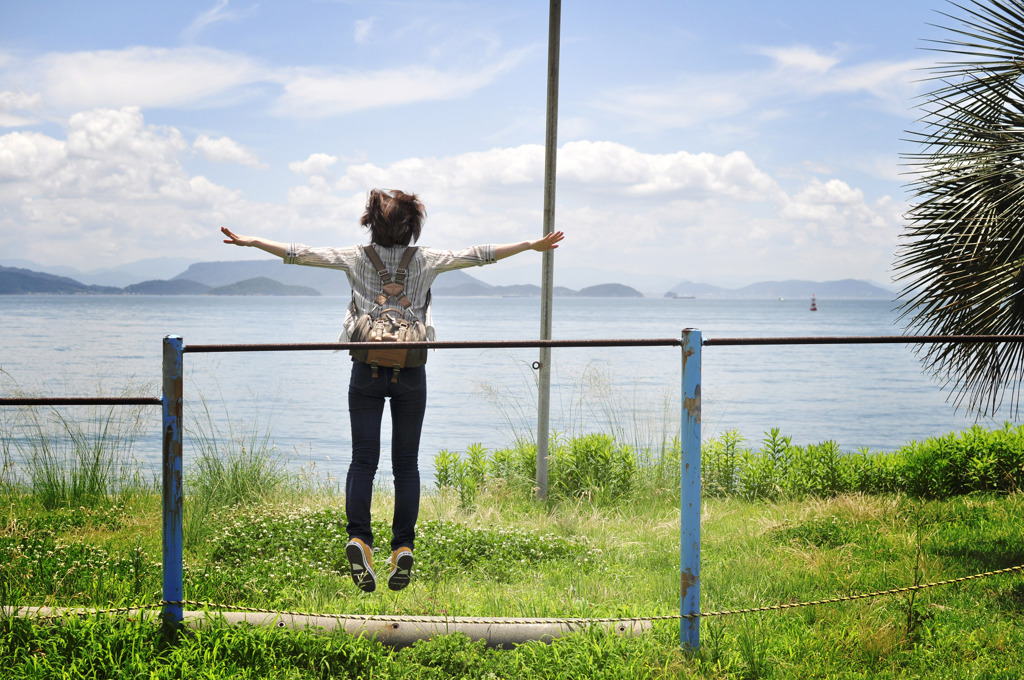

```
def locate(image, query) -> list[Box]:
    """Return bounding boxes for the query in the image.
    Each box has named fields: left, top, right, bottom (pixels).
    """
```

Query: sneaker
left=345, top=538, right=376, bottom=593
left=387, top=547, right=414, bottom=591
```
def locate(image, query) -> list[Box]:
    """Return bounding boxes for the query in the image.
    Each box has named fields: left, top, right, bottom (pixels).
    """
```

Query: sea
left=0, top=294, right=1010, bottom=486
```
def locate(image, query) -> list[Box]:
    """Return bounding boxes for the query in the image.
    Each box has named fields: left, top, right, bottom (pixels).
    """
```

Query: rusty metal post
left=162, top=335, right=184, bottom=631
left=680, top=329, right=701, bottom=649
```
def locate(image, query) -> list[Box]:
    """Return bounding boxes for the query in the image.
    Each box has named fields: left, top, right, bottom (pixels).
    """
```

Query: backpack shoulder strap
left=362, top=245, right=390, bottom=283
left=396, top=247, right=418, bottom=286
left=364, top=245, right=416, bottom=309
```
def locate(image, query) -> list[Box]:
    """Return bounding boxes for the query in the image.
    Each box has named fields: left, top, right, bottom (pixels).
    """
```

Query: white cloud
left=304, top=141, right=900, bottom=284
left=0, top=106, right=903, bottom=285
left=0, top=113, right=38, bottom=127
left=194, top=134, right=266, bottom=168
left=289, top=153, right=339, bottom=177
left=355, top=18, right=376, bottom=44
left=758, top=45, right=840, bottom=74
left=8, top=43, right=531, bottom=121
left=596, top=77, right=751, bottom=131
left=65, top=107, right=188, bottom=162
left=182, top=0, right=256, bottom=43
left=273, top=50, right=529, bottom=117
left=0, top=90, right=45, bottom=112
left=0, top=107, right=264, bottom=265
left=596, top=46, right=928, bottom=133
left=0, top=131, right=65, bottom=179
left=558, top=142, right=782, bottom=201
left=37, top=47, right=265, bottom=110
left=0, top=90, right=46, bottom=127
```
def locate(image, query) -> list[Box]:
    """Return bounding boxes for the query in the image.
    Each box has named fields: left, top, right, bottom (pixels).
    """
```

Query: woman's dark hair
left=361, top=189, right=425, bottom=247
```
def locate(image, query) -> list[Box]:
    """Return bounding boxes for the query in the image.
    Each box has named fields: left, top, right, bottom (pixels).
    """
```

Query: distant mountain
left=173, top=260, right=581, bottom=297
left=667, top=278, right=893, bottom=300
left=77, top=258, right=199, bottom=287
left=125, top=279, right=210, bottom=295
left=174, top=260, right=350, bottom=296
left=578, top=283, right=643, bottom=298
left=0, top=257, right=198, bottom=288
left=436, top=281, right=495, bottom=296
left=206, top=277, right=321, bottom=296
left=0, top=259, right=899, bottom=301
left=0, top=266, right=122, bottom=295
left=431, top=269, right=493, bottom=293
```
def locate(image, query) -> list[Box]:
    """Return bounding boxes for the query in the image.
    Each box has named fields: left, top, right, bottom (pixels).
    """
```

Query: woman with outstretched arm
left=222, top=188, right=563, bottom=593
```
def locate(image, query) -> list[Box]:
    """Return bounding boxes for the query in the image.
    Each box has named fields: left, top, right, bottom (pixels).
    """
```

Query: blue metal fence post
left=680, top=329, right=702, bottom=649
left=162, top=335, right=184, bottom=631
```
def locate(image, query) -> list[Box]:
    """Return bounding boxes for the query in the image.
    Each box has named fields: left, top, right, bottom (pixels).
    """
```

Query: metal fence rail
left=0, top=397, right=162, bottom=406
left=4, top=331, right=1024, bottom=650
left=179, top=338, right=685, bottom=353
left=704, top=334, right=1024, bottom=346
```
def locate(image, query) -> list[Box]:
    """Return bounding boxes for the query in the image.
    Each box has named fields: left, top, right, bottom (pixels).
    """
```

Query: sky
left=0, top=0, right=953, bottom=291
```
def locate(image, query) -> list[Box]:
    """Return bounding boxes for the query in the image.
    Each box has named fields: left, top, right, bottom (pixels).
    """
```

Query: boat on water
left=810, top=294, right=818, bottom=311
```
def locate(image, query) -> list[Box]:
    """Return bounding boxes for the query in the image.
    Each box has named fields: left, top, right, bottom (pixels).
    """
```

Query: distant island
left=124, top=279, right=211, bottom=295
left=0, top=263, right=894, bottom=300
left=666, top=278, right=894, bottom=300
left=206, top=277, right=321, bottom=296
left=0, top=266, right=122, bottom=295
left=578, top=283, right=643, bottom=298
left=0, top=263, right=642, bottom=298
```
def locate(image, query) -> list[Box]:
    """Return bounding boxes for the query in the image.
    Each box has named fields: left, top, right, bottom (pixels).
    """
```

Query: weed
left=415, top=519, right=590, bottom=581
left=3, top=393, right=151, bottom=509
left=703, top=430, right=744, bottom=497
left=772, top=515, right=859, bottom=549
left=183, top=395, right=289, bottom=546
left=735, top=616, right=772, bottom=680
left=198, top=506, right=352, bottom=604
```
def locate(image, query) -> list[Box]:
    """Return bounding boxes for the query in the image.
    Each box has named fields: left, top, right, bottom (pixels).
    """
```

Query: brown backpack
left=348, top=245, right=428, bottom=381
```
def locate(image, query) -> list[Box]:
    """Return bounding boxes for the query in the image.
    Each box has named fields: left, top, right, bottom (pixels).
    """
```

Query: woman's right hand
left=531, top=230, right=564, bottom=252
left=220, top=227, right=289, bottom=258
left=221, top=226, right=249, bottom=246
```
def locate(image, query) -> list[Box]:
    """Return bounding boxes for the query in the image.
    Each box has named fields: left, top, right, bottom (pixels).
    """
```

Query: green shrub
left=697, top=424, right=1024, bottom=501
left=736, top=428, right=796, bottom=500
left=702, top=430, right=743, bottom=497
left=894, top=424, right=1024, bottom=498
left=489, top=438, right=536, bottom=486
left=549, top=433, right=636, bottom=501
left=783, top=440, right=853, bottom=498
left=434, top=424, right=1024, bottom=505
left=433, top=433, right=639, bottom=505
left=433, top=448, right=460, bottom=490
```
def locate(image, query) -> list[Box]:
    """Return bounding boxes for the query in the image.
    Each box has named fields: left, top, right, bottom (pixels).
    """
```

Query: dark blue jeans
left=346, top=361, right=427, bottom=552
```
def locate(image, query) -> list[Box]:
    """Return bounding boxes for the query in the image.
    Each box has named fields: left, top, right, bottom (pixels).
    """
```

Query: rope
left=15, top=562, right=1024, bottom=625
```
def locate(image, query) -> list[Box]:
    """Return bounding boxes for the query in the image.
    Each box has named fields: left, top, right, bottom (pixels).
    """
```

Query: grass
left=1, top=480, right=1022, bottom=676
left=2, top=490, right=1022, bottom=678
left=1, top=398, right=1023, bottom=678
left=1, top=400, right=151, bottom=511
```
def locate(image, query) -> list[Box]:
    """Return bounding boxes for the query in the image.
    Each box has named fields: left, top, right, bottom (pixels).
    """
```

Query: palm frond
left=898, top=0, right=1024, bottom=416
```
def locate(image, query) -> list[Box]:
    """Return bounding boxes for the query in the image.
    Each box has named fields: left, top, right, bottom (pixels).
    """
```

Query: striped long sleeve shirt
left=283, top=243, right=497, bottom=341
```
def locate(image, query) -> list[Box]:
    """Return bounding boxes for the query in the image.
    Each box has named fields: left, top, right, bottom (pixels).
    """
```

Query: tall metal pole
left=680, top=329, right=702, bottom=649
left=162, top=335, right=184, bottom=634
left=536, top=0, right=560, bottom=500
